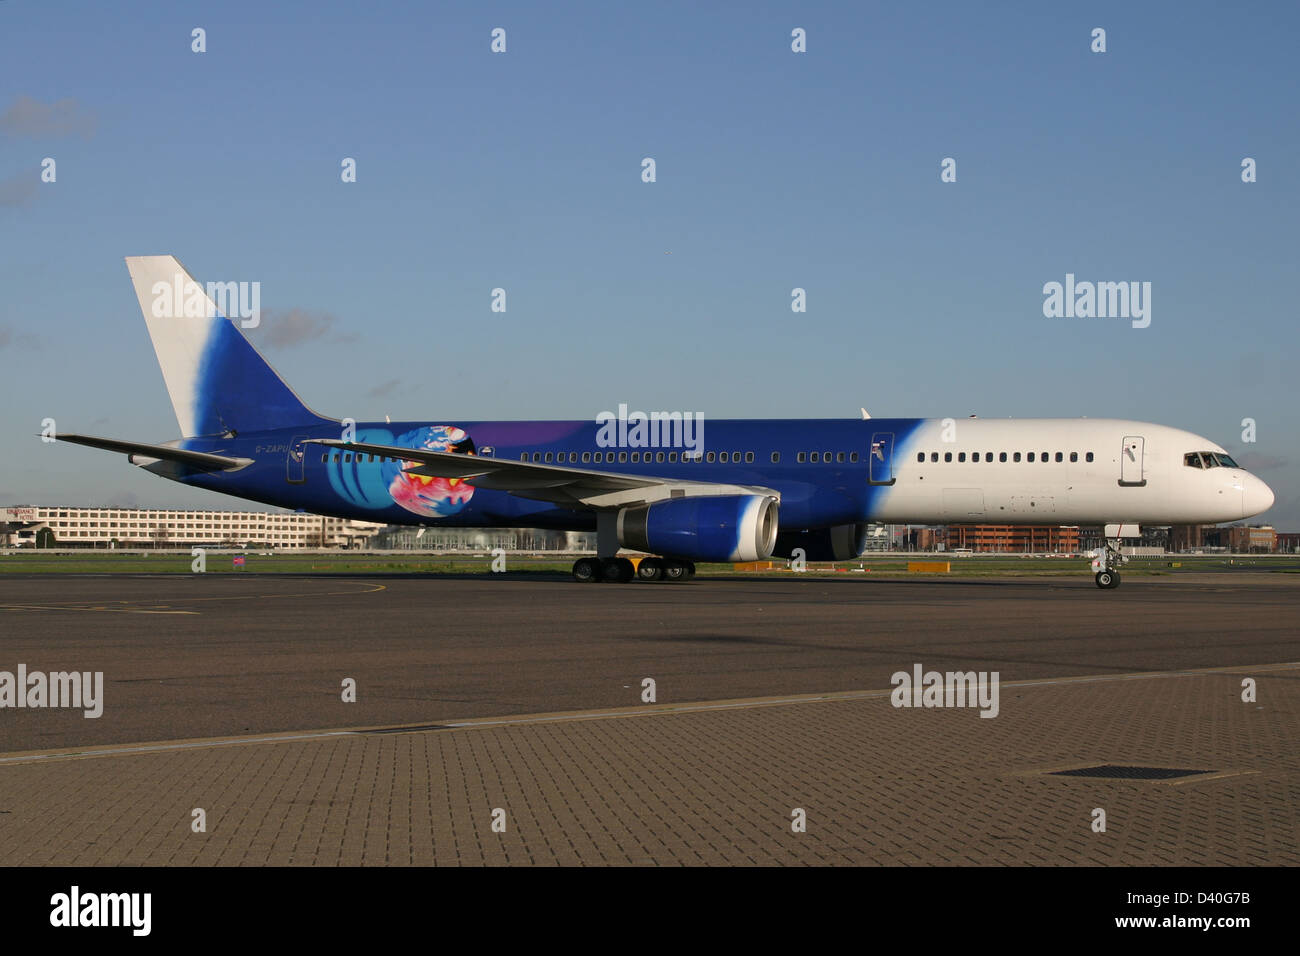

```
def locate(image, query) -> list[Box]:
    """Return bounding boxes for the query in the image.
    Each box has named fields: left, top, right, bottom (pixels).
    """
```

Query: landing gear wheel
left=601, top=557, right=635, bottom=583
left=573, top=558, right=602, bottom=583
left=1095, top=570, right=1119, bottom=589
left=636, top=558, right=664, bottom=581
left=662, top=560, right=690, bottom=581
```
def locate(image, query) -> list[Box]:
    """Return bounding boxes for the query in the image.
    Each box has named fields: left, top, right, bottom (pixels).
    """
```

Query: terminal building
left=0, top=506, right=386, bottom=550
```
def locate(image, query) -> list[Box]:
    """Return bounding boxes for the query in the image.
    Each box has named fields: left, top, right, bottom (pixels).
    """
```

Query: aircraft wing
left=306, top=439, right=778, bottom=509
left=53, top=434, right=254, bottom=471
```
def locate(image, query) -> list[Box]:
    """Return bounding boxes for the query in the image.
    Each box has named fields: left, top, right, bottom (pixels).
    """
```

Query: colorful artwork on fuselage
left=387, top=425, right=476, bottom=518
left=324, top=424, right=477, bottom=518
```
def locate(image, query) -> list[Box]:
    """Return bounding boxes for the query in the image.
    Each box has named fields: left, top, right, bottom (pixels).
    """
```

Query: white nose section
left=1243, top=478, right=1275, bottom=518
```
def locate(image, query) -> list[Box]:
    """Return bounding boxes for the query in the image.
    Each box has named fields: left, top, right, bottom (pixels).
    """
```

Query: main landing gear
left=571, top=556, right=695, bottom=583
left=1090, top=536, right=1127, bottom=589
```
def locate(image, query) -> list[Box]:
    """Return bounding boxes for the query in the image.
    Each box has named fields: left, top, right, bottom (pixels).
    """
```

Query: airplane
left=51, top=256, right=1275, bottom=588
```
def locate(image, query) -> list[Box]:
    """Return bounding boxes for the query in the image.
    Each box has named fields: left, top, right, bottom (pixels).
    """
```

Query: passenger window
left=669, top=451, right=678, bottom=462
left=930, top=452, right=938, bottom=463
left=1069, top=452, right=1078, bottom=463
left=344, top=453, right=352, bottom=463
left=706, top=452, right=716, bottom=462
left=944, top=452, right=952, bottom=463
left=797, top=452, right=806, bottom=463
left=719, top=452, right=729, bottom=463
left=810, top=452, right=819, bottom=463
left=733, top=451, right=740, bottom=461
left=1086, top=452, right=1094, bottom=462
left=999, top=452, right=1006, bottom=462
left=520, top=453, right=528, bottom=461
left=1041, top=452, right=1048, bottom=462
left=657, top=452, right=666, bottom=463
left=985, top=452, right=993, bottom=462
left=850, top=452, right=859, bottom=462
left=958, top=452, right=966, bottom=462
left=1055, top=452, right=1063, bottom=462
left=532, top=453, right=541, bottom=462
left=917, top=453, right=925, bottom=463
left=745, top=452, right=754, bottom=463
left=771, top=452, right=780, bottom=463
left=1027, top=452, right=1035, bottom=462
left=618, top=452, right=627, bottom=463
left=581, top=452, right=590, bottom=463
left=1013, top=452, right=1021, bottom=462
left=544, top=453, right=553, bottom=463
left=320, top=453, right=327, bottom=463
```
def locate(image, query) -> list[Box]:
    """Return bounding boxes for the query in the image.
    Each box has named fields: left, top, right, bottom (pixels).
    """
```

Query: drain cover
left=1050, top=765, right=1212, bottom=780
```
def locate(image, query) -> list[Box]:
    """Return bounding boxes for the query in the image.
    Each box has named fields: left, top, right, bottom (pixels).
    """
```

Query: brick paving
left=2, top=664, right=1296, bottom=865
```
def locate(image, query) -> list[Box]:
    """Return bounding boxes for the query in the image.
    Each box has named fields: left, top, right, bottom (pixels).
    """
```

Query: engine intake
left=618, top=494, right=779, bottom=562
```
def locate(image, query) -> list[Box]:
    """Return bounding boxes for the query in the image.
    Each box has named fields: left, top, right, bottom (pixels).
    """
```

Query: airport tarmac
left=1, top=572, right=1297, bottom=865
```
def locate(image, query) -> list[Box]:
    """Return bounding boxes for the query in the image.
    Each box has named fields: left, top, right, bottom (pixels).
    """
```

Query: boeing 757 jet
left=51, top=257, right=1274, bottom=587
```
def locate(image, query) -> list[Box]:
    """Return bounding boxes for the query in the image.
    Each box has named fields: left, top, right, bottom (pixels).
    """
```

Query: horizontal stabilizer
left=54, top=434, right=253, bottom=471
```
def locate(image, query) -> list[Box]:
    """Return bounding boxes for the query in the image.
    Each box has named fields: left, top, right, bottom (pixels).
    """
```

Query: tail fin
left=124, top=255, right=331, bottom=437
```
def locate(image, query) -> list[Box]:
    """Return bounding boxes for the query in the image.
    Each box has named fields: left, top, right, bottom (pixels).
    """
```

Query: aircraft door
left=869, top=431, right=896, bottom=486
left=287, top=435, right=309, bottom=484
left=1119, top=435, right=1145, bottom=487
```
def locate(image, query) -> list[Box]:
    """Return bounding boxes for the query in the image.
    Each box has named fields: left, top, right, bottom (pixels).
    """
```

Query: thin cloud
left=0, top=325, right=40, bottom=350
left=0, top=173, right=39, bottom=209
left=251, top=308, right=357, bottom=349
left=0, top=95, right=97, bottom=139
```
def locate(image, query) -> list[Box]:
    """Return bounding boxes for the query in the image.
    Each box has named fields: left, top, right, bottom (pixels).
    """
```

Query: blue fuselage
left=172, top=418, right=925, bottom=531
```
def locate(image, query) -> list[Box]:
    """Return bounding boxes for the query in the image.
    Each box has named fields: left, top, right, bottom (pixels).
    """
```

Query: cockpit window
left=1185, top=451, right=1239, bottom=469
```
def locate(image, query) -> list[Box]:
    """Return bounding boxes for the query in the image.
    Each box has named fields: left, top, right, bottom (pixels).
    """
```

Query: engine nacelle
left=772, top=523, right=871, bottom=561
left=618, top=494, right=779, bottom=562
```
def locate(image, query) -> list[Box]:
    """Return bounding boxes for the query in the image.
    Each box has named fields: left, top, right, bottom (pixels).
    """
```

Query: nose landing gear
left=1090, top=533, right=1128, bottom=589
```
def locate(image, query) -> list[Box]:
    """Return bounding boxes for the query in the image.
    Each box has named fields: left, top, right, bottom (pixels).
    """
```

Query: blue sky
left=1, top=1, right=1296, bottom=525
